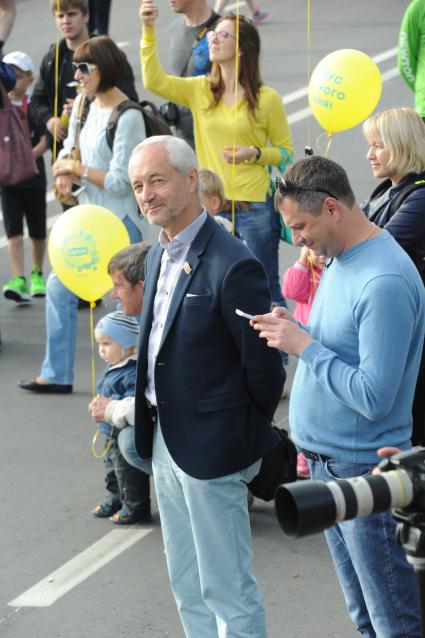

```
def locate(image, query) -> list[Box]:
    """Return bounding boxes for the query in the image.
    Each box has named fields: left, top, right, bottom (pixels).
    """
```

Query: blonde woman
left=362, top=106, right=425, bottom=446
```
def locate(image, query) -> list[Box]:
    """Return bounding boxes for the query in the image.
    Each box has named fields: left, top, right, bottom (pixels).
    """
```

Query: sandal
left=92, top=502, right=120, bottom=518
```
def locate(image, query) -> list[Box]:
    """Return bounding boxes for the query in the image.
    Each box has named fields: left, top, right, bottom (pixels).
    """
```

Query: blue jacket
left=97, top=356, right=137, bottom=436
left=134, top=214, right=284, bottom=479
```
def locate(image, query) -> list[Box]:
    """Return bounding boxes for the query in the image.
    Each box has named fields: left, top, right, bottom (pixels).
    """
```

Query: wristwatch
left=251, top=146, right=262, bottom=162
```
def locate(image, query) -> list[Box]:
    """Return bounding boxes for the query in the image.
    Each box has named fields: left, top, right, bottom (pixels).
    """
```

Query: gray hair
left=108, top=242, right=150, bottom=285
left=129, top=135, right=199, bottom=176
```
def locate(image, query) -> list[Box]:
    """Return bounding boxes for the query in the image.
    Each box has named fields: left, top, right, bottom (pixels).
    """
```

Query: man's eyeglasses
left=72, top=62, right=98, bottom=76
left=275, top=176, right=336, bottom=199
left=206, top=30, right=236, bottom=44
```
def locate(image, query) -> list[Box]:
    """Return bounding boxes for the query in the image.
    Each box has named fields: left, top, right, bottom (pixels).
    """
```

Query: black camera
left=275, top=447, right=425, bottom=538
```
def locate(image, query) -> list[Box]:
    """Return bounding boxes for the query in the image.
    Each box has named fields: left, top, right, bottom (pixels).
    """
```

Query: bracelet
left=253, top=146, right=261, bottom=162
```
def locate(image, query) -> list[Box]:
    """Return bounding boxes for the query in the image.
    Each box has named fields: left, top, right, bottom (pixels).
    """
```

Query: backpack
left=369, top=172, right=425, bottom=222
left=105, top=99, right=173, bottom=150
left=368, top=172, right=425, bottom=279
left=247, top=426, right=298, bottom=502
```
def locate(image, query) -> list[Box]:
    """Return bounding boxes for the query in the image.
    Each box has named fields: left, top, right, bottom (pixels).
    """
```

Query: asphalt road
left=0, top=1, right=414, bottom=636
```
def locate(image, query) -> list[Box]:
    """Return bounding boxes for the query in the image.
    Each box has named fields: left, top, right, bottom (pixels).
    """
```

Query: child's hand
left=88, top=395, right=112, bottom=423
left=299, top=246, right=310, bottom=264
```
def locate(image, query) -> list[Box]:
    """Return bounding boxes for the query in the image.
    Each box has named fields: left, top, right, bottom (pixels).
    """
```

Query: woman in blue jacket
left=362, top=106, right=425, bottom=446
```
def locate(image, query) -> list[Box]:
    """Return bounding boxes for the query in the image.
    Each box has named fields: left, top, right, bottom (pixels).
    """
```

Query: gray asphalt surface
left=0, top=1, right=414, bottom=636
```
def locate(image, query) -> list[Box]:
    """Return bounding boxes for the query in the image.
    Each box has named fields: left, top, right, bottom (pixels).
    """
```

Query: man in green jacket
left=398, top=0, right=425, bottom=118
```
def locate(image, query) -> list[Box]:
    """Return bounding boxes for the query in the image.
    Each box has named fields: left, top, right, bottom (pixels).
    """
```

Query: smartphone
left=235, top=308, right=254, bottom=320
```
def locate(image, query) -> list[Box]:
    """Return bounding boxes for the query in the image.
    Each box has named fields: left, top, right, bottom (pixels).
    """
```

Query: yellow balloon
left=48, top=204, right=130, bottom=301
left=308, top=49, right=382, bottom=133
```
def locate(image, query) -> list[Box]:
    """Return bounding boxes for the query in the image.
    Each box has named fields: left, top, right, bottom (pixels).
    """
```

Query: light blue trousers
left=152, top=423, right=267, bottom=638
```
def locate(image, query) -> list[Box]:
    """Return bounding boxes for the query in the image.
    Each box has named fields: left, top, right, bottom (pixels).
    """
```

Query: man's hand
left=46, top=116, right=67, bottom=141
left=251, top=306, right=312, bottom=356
left=88, top=396, right=112, bottom=423
left=139, top=0, right=159, bottom=27
left=372, top=447, right=401, bottom=475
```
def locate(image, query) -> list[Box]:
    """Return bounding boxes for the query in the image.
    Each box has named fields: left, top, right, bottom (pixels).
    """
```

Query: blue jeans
left=220, top=196, right=287, bottom=307
left=309, top=458, right=421, bottom=638
left=153, top=422, right=266, bottom=638
left=40, top=215, right=141, bottom=384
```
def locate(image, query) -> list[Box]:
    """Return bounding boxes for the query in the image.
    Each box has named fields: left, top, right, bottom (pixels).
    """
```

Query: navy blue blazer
left=134, top=214, right=285, bottom=479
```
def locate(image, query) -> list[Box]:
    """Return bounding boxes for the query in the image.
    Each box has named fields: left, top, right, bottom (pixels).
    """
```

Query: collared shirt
left=145, top=210, right=208, bottom=406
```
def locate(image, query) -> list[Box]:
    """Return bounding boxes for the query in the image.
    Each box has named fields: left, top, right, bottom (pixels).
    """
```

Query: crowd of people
left=1, top=0, right=425, bottom=637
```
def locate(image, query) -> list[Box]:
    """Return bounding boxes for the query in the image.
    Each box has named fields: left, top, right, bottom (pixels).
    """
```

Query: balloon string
left=52, top=0, right=60, bottom=161
left=89, top=301, right=96, bottom=398
left=323, top=132, right=333, bottom=157
left=90, top=300, right=113, bottom=460
left=306, top=0, right=311, bottom=148
left=230, top=1, right=240, bottom=236
left=315, top=131, right=333, bottom=157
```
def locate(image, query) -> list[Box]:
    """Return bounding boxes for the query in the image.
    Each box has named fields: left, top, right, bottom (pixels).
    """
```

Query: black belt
left=301, top=448, right=331, bottom=462
left=146, top=400, right=158, bottom=423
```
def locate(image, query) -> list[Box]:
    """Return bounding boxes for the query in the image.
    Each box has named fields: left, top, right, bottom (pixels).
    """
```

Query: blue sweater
left=290, top=231, right=425, bottom=463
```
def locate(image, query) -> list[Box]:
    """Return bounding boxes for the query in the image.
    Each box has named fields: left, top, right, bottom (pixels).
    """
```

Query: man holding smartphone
left=253, top=155, right=424, bottom=638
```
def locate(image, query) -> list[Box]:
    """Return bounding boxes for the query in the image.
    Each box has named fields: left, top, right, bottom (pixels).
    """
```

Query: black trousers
left=104, top=437, right=150, bottom=516
left=412, top=339, right=425, bottom=447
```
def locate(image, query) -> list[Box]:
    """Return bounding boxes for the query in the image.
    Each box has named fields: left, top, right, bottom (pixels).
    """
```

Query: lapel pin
left=183, top=261, right=192, bottom=275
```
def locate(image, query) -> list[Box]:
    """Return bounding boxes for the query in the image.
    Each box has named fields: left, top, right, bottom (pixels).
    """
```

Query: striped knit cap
left=95, top=311, right=139, bottom=349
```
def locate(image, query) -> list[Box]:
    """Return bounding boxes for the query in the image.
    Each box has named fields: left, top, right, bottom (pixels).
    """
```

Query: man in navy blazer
left=129, top=135, right=284, bottom=638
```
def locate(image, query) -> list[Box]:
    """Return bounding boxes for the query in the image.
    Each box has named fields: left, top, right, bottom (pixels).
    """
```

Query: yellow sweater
left=141, top=26, right=293, bottom=202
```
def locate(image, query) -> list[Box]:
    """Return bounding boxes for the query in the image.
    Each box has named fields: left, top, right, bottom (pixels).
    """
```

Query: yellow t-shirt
left=141, top=27, right=293, bottom=202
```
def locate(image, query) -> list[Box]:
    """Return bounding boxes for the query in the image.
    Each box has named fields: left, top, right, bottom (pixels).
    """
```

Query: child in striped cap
left=91, top=311, right=151, bottom=525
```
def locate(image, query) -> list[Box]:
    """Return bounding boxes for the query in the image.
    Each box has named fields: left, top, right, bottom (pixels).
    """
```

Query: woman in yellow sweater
left=139, top=0, right=293, bottom=306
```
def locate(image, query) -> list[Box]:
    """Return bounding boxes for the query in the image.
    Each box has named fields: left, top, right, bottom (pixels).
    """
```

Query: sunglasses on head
left=275, top=176, right=336, bottom=199
left=206, top=30, right=236, bottom=44
left=72, top=61, right=98, bottom=76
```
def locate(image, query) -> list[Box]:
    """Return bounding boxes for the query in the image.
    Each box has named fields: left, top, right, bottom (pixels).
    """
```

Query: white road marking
left=8, top=526, right=154, bottom=608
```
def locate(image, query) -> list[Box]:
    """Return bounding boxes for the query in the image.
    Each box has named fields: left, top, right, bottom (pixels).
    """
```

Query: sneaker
left=30, top=268, right=46, bottom=297
left=296, top=452, right=311, bottom=480
left=252, top=8, right=268, bottom=26
left=3, top=276, right=31, bottom=302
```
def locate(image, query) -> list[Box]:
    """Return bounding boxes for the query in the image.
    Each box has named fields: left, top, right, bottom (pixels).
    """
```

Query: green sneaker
left=3, top=276, right=31, bottom=302
left=30, top=268, right=46, bottom=297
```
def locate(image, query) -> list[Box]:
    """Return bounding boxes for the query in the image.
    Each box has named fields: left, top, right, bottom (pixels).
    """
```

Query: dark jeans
left=88, top=0, right=111, bottom=35
left=104, top=436, right=151, bottom=517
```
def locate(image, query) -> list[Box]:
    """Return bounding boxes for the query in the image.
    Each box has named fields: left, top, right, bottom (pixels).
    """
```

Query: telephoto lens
left=274, top=448, right=425, bottom=538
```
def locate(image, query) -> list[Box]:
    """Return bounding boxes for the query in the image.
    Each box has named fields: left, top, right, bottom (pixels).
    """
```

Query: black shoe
left=19, top=379, right=73, bottom=394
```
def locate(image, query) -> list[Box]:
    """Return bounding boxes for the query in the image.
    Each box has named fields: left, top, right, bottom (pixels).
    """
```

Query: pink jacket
left=282, top=261, right=323, bottom=325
